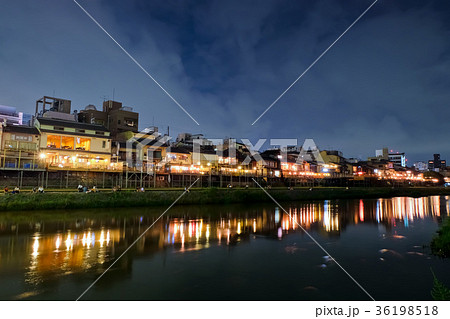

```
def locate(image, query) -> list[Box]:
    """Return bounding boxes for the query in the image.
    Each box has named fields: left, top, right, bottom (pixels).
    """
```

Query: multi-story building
left=388, top=152, right=406, bottom=167
left=176, top=133, right=213, bottom=146
left=103, top=100, right=139, bottom=138
left=0, top=105, right=32, bottom=126
left=35, top=117, right=119, bottom=171
left=79, top=100, right=139, bottom=139
left=368, top=147, right=406, bottom=167
left=0, top=124, right=40, bottom=169
left=77, top=104, right=108, bottom=126
left=368, top=147, right=388, bottom=161
left=428, top=154, right=446, bottom=172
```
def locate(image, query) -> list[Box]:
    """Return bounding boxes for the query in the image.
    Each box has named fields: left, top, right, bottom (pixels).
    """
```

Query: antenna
left=112, top=88, right=115, bottom=101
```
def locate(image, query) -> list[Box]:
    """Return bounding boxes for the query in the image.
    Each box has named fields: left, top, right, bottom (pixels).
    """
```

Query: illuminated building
left=0, top=125, right=40, bottom=169
left=388, top=152, right=406, bottom=167
left=428, top=154, right=446, bottom=172
left=35, top=117, right=119, bottom=171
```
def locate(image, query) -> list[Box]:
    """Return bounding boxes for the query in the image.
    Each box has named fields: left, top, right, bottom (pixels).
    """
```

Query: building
left=320, top=150, right=347, bottom=174
left=103, top=100, right=139, bottom=137
left=388, top=152, right=406, bottom=167
left=368, top=147, right=389, bottom=161
left=414, top=161, right=428, bottom=172
left=78, top=104, right=108, bottom=126
left=368, top=147, right=405, bottom=168
left=176, top=133, right=213, bottom=146
left=0, top=105, right=29, bottom=126
left=78, top=100, right=139, bottom=139
left=0, top=124, right=40, bottom=169
left=428, top=154, right=446, bottom=172
left=34, top=117, right=119, bottom=171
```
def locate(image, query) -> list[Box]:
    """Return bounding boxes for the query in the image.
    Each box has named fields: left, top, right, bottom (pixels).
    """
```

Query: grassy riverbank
left=431, top=217, right=450, bottom=258
left=1, top=186, right=450, bottom=212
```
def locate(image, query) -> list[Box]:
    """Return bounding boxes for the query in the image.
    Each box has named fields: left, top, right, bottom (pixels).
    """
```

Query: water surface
left=0, top=196, right=449, bottom=300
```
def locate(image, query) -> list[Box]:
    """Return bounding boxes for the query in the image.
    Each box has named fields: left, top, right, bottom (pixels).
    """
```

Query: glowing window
left=76, top=137, right=91, bottom=151
left=61, top=136, right=74, bottom=150
left=47, top=135, right=61, bottom=149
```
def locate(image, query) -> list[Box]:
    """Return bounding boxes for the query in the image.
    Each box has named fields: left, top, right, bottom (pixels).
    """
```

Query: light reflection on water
left=0, top=195, right=449, bottom=300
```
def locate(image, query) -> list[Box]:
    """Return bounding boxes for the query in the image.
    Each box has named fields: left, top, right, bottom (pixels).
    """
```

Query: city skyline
left=1, top=0, right=450, bottom=163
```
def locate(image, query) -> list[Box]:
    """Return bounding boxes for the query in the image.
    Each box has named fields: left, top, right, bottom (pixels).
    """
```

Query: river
left=0, top=195, right=449, bottom=300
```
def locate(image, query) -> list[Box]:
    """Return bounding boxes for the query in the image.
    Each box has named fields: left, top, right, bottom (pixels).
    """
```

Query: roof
left=261, top=153, right=278, bottom=161
left=3, top=125, right=39, bottom=135
left=36, top=117, right=109, bottom=132
left=168, top=146, right=192, bottom=154
left=200, top=145, right=216, bottom=154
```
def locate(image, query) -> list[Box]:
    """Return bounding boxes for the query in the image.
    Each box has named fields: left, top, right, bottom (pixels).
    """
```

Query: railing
left=47, top=162, right=123, bottom=172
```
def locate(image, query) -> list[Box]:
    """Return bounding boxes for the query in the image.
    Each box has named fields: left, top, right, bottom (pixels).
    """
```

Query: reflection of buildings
left=0, top=195, right=448, bottom=294
left=25, top=229, right=121, bottom=285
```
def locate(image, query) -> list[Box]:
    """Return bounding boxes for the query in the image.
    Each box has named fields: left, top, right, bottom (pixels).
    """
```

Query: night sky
left=1, top=0, right=449, bottom=163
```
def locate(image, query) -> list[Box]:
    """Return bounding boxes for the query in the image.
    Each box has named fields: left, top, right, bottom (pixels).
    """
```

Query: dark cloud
left=1, top=0, right=449, bottom=163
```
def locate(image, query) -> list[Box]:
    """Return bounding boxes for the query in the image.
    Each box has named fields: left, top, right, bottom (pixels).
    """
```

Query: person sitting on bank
left=38, top=186, right=44, bottom=193
left=77, top=184, right=83, bottom=192
left=32, top=187, right=37, bottom=193
left=12, top=187, right=20, bottom=194
left=3, top=186, right=8, bottom=194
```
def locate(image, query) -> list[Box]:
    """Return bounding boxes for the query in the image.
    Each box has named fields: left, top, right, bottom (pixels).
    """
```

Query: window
left=102, top=141, right=106, bottom=148
left=5, top=140, right=18, bottom=149
left=47, top=135, right=61, bottom=149
left=61, top=136, right=74, bottom=150
left=125, top=119, right=135, bottom=127
left=76, top=137, right=91, bottom=151
left=19, top=142, right=37, bottom=151
left=54, top=126, right=64, bottom=131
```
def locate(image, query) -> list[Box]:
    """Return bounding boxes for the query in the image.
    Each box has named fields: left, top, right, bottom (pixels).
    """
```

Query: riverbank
left=1, top=186, right=450, bottom=212
left=432, top=217, right=450, bottom=258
